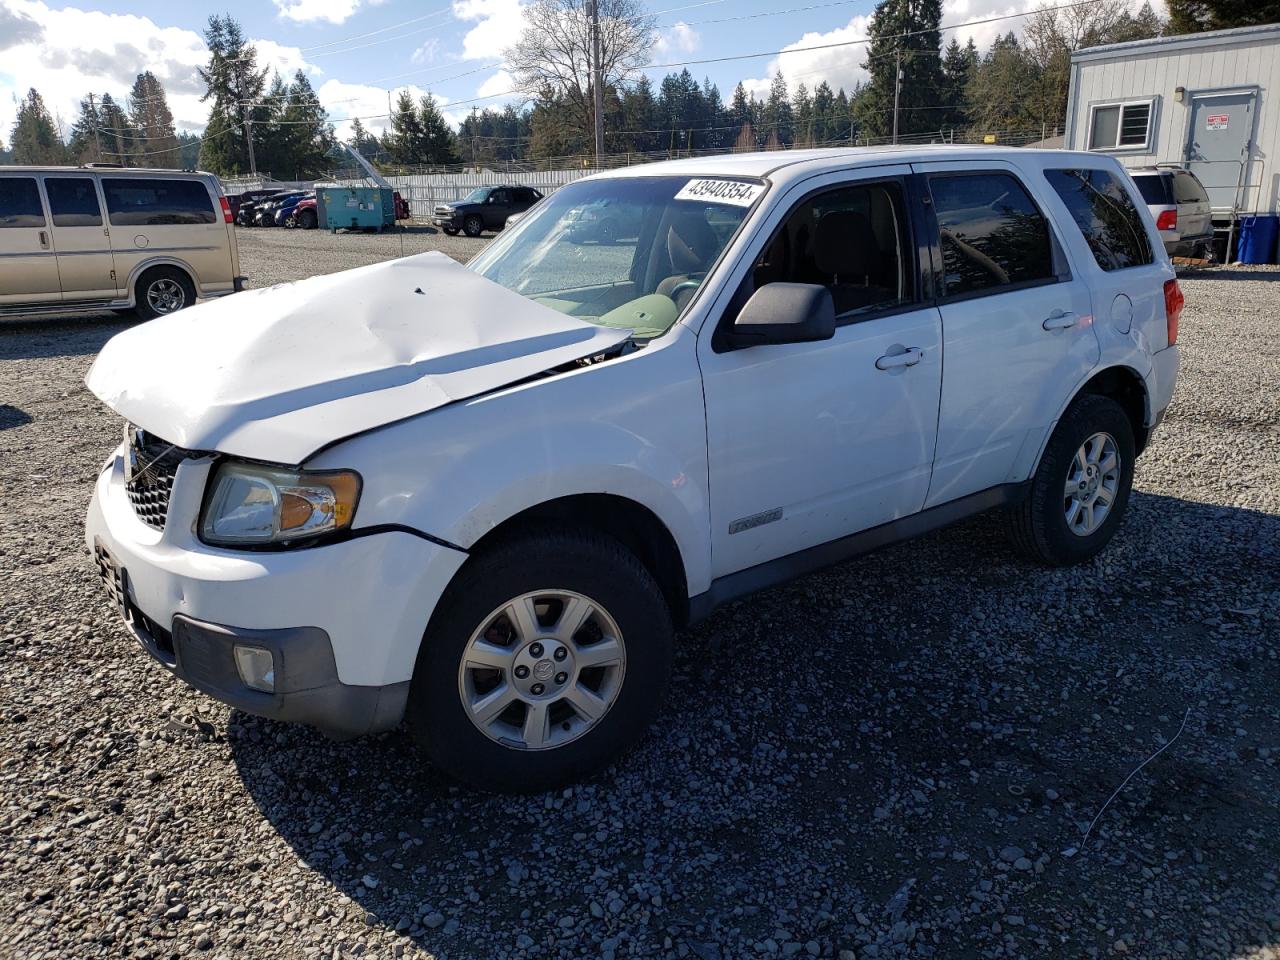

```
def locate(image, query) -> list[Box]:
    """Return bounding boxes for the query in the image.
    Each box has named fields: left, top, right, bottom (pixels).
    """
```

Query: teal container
left=1237, top=215, right=1279, bottom=265
left=317, top=186, right=394, bottom=232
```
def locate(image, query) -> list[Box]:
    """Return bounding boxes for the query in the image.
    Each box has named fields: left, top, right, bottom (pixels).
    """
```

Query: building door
left=1185, top=90, right=1257, bottom=216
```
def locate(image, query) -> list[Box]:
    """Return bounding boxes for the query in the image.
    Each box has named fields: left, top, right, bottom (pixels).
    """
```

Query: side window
left=45, top=177, right=103, bottom=227
left=102, top=178, right=216, bottom=226
left=0, top=178, right=46, bottom=228
left=750, top=180, right=913, bottom=319
left=1132, top=175, right=1170, bottom=205
left=490, top=189, right=511, bottom=205
left=929, top=172, right=1055, bottom=297
left=1044, top=168, right=1153, bottom=272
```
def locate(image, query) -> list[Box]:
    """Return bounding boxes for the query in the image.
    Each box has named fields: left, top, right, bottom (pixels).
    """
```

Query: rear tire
left=300, top=208, right=317, bottom=230
left=134, top=267, right=195, bottom=321
left=407, top=527, right=673, bottom=793
left=463, top=215, right=483, bottom=238
left=1005, top=394, right=1135, bottom=566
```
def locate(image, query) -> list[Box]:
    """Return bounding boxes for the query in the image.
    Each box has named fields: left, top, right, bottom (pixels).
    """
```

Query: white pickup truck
left=85, top=146, right=1181, bottom=791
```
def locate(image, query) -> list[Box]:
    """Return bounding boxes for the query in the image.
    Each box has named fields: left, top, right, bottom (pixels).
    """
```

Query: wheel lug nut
left=529, top=642, right=543, bottom=657
left=553, top=647, right=567, bottom=661
left=514, top=665, right=530, bottom=679
left=531, top=682, right=545, bottom=695
left=555, top=672, right=568, bottom=685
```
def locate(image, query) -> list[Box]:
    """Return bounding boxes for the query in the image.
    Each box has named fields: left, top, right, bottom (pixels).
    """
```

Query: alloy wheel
left=1064, top=431, right=1120, bottom=536
left=146, top=278, right=185, bottom=314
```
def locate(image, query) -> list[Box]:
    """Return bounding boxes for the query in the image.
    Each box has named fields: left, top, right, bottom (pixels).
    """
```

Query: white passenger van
left=83, top=147, right=1181, bottom=791
left=0, top=165, right=242, bottom=319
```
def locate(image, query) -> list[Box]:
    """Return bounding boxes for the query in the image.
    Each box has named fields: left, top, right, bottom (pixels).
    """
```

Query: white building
left=1064, top=23, right=1280, bottom=224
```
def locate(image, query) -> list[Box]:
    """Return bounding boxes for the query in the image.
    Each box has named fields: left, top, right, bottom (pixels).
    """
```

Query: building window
left=1089, top=100, right=1153, bottom=151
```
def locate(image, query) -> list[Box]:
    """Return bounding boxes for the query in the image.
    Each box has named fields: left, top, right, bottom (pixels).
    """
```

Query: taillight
left=1156, top=209, right=1177, bottom=231
left=219, top=197, right=233, bottom=223
left=1164, top=278, right=1183, bottom=346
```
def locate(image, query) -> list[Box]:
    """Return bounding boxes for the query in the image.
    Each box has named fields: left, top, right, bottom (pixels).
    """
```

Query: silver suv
left=0, top=166, right=243, bottom=319
left=1129, top=167, right=1214, bottom=259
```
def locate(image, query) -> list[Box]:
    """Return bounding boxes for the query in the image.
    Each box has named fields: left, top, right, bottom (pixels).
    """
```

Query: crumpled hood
left=86, top=251, right=630, bottom=463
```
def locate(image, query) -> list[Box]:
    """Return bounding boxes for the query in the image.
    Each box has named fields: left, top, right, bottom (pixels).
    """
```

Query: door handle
left=38, top=230, right=49, bottom=250
left=875, top=347, right=923, bottom=370
left=1043, top=310, right=1078, bottom=331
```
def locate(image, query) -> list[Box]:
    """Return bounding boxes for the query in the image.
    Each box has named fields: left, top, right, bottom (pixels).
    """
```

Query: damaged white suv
left=86, top=147, right=1181, bottom=791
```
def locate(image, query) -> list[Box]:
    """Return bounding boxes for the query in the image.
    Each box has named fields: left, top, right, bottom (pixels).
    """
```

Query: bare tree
left=506, top=0, right=656, bottom=149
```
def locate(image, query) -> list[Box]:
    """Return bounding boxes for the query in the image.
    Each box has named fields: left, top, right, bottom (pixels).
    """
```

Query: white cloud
left=318, top=80, right=448, bottom=140
left=411, top=38, right=442, bottom=65
left=654, top=21, right=700, bottom=59
left=451, top=0, right=525, bottom=61
left=273, top=0, right=361, bottom=25
left=0, top=0, right=317, bottom=143
left=476, top=68, right=514, bottom=99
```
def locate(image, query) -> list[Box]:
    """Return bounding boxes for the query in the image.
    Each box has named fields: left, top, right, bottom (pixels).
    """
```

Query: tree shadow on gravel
left=0, top=315, right=133, bottom=360
left=230, top=491, right=1280, bottom=960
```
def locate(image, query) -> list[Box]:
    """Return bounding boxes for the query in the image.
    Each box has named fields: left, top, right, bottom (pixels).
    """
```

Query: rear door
left=0, top=174, right=61, bottom=306
left=101, top=176, right=225, bottom=296
left=41, top=175, right=116, bottom=300
left=912, top=160, right=1098, bottom=508
left=485, top=188, right=513, bottom=229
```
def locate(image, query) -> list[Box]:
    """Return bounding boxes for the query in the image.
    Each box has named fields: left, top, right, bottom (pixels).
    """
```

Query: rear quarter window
left=1131, top=174, right=1170, bottom=205
left=102, top=177, right=217, bottom=226
left=1045, top=168, right=1154, bottom=271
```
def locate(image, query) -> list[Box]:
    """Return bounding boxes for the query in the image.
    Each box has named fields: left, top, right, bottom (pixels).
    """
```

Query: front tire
left=134, top=267, right=195, bottom=320
left=407, top=527, right=673, bottom=793
left=1006, top=394, right=1136, bottom=566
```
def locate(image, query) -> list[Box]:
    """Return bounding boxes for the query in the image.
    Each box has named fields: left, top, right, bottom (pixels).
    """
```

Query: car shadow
left=0, top=314, right=134, bottom=360
left=229, top=490, right=1280, bottom=958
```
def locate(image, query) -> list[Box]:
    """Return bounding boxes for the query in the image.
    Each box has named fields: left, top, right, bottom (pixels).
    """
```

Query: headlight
left=200, top=461, right=361, bottom=547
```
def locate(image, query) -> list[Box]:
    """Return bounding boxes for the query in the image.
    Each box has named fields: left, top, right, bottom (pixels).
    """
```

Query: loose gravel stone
left=1, top=234, right=1277, bottom=959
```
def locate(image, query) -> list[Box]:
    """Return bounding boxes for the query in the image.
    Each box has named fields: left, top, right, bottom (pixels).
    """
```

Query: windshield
left=469, top=175, right=762, bottom=339
left=463, top=187, right=491, bottom=203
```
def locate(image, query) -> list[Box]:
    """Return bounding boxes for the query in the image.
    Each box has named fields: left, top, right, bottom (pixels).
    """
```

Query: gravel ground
left=1, top=231, right=1278, bottom=960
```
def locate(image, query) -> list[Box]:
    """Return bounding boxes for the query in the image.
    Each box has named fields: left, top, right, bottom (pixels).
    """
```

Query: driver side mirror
left=727, top=282, right=836, bottom=348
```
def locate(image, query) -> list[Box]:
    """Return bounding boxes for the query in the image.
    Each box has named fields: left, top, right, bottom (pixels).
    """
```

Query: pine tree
left=197, top=14, right=269, bottom=175
left=763, top=71, right=793, bottom=146
left=793, top=82, right=815, bottom=147
left=859, top=0, right=946, bottom=141
left=966, top=33, right=1039, bottom=137
left=940, top=37, right=978, bottom=133
left=129, top=71, right=181, bottom=167
left=11, top=89, right=68, bottom=164
left=418, top=93, right=458, bottom=166
left=96, top=93, right=137, bottom=165
left=68, top=96, right=105, bottom=164
left=1168, top=0, right=1278, bottom=32
left=812, top=81, right=835, bottom=143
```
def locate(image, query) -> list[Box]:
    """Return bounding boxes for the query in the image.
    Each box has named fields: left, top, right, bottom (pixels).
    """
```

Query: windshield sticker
left=674, top=179, right=764, bottom=207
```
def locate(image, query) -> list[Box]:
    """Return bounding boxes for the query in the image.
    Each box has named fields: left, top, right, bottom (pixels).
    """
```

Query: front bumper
left=85, top=447, right=467, bottom=737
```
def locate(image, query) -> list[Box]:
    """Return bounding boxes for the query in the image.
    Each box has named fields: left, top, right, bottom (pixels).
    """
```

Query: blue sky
left=0, top=0, right=1160, bottom=144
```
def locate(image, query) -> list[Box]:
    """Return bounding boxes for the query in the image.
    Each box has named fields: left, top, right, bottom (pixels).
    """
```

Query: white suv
left=85, top=147, right=1182, bottom=791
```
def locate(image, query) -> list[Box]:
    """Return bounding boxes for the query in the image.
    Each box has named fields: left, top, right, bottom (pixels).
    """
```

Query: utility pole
left=239, top=60, right=257, bottom=178
left=892, top=48, right=902, bottom=146
left=590, top=0, right=604, bottom=166
left=87, top=93, right=104, bottom=160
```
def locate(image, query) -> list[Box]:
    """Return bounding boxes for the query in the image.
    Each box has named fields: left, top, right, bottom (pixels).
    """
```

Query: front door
left=1186, top=89, right=1256, bottom=215
left=913, top=161, right=1098, bottom=508
left=699, top=167, right=943, bottom=578
left=486, top=189, right=513, bottom=229
left=41, top=175, right=117, bottom=300
left=0, top=175, right=61, bottom=306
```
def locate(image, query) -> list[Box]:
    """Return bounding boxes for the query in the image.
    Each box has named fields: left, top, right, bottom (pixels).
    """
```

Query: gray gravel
left=2, top=232, right=1279, bottom=960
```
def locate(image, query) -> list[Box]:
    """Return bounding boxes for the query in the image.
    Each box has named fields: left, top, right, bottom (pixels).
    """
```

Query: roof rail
left=82, top=162, right=123, bottom=169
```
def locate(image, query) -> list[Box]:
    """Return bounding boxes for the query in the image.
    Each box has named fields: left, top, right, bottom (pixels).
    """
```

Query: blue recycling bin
left=1237, top=214, right=1279, bottom=265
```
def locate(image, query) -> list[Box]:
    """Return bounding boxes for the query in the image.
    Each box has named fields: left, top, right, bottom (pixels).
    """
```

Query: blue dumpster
left=1237, top=214, right=1279, bottom=265
left=317, top=186, right=394, bottom=232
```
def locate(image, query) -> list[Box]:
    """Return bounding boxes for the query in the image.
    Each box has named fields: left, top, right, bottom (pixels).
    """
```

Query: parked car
left=84, top=147, right=1181, bottom=792
left=1129, top=167, right=1214, bottom=258
left=432, top=185, right=542, bottom=236
left=286, top=197, right=318, bottom=229
left=565, top=197, right=645, bottom=244
left=0, top=165, right=243, bottom=319
left=255, top=192, right=309, bottom=227
left=227, top=188, right=276, bottom=221
left=235, top=192, right=285, bottom=227
left=273, top=193, right=315, bottom=227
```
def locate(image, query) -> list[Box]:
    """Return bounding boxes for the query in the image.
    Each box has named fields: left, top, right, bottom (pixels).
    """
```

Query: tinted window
left=0, top=177, right=45, bottom=228
left=1132, top=174, right=1170, bottom=205
left=1045, top=169, right=1153, bottom=272
left=929, top=173, right=1054, bottom=296
left=751, top=180, right=913, bottom=318
left=1172, top=172, right=1209, bottom=205
left=45, top=177, right=103, bottom=227
left=490, top=189, right=511, bottom=204
left=102, top=178, right=216, bottom=226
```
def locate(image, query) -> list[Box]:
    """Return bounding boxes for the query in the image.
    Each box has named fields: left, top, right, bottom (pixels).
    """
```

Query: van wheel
left=135, top=267, right=195, bottom=320
left=1006, top=394, right=1136, bottom=566
left=463, top=215, right=484, bottom=237
left=407, top=527, right=673, bottom=793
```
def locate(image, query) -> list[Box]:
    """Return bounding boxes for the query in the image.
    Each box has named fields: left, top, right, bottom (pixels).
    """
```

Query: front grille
left=124, top=428, right=189, bottom=531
